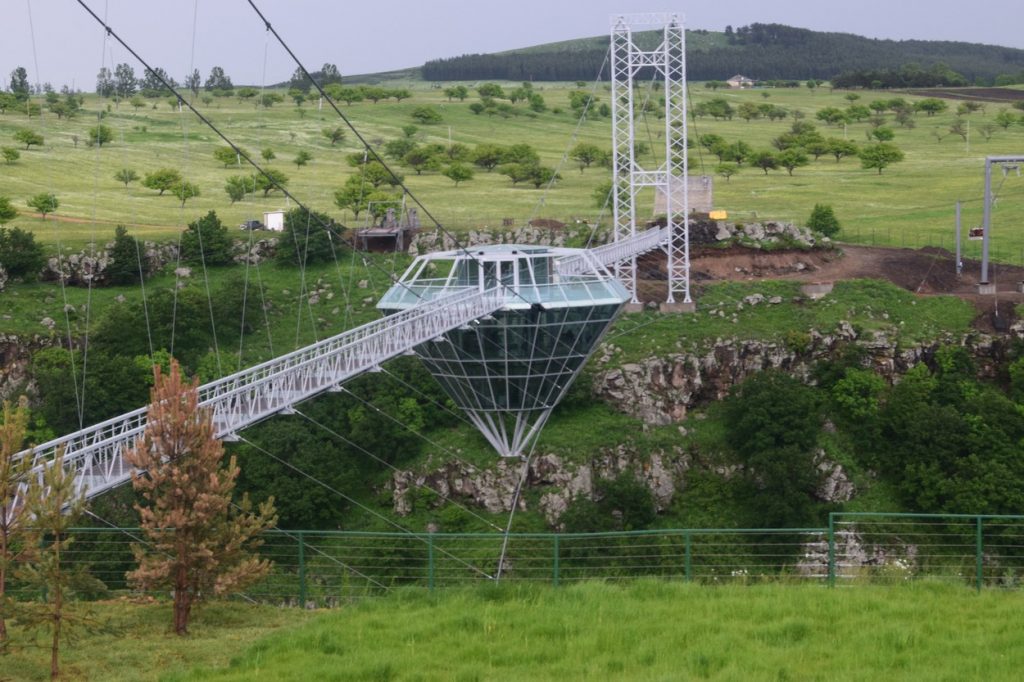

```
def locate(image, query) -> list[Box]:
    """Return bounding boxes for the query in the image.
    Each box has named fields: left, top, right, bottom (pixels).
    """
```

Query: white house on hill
left=726, top=74, right=755, bottom=89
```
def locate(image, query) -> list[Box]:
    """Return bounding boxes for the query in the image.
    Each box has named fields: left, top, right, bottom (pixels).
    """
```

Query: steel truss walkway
left=11, top=228, right=666, bottom=504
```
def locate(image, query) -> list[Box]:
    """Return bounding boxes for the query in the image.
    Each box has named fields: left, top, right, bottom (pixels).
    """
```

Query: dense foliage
left=423, top=24, right=1024, bottom=83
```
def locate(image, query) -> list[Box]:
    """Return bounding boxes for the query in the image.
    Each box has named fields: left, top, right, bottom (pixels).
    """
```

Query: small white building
left=726, top=74, right=755, bottom=89
left=263, top=210, right=285, bottom=232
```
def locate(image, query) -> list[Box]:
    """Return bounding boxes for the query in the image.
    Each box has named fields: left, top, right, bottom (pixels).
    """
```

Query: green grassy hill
left=421, top=23, right=1024, bottom=83
left=2, top=83, right=1023, bottom=261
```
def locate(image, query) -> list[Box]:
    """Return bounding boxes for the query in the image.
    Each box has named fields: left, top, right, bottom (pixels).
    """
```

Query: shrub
left=807, top=203, right=840, bottom=237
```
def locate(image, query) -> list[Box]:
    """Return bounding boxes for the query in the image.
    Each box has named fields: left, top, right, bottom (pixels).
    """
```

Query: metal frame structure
left=979, top=155, right=1024, bottom=288
left=11, top=232, right=667, bottom=503
left=610, top=12, right=690, bottom=304
left=379, top=244, right=631, bottom=458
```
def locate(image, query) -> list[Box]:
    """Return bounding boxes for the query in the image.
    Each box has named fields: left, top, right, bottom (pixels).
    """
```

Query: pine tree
left=125, top=362, right=276, bottom=635
left=0, top=398, right=33, bottom=654
left=19, top=446, right=99, bottom=679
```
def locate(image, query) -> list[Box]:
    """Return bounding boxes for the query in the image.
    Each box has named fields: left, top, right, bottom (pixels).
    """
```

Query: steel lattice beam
left=609, top=13, right=690, bottom=304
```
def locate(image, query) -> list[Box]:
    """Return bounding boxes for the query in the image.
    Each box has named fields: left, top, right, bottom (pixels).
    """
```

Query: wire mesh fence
left=21, top=514, right=1024, bottom=607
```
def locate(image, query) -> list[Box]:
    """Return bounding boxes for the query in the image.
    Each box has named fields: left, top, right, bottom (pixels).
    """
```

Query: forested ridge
left=420, top=23, right=1024, bottom=84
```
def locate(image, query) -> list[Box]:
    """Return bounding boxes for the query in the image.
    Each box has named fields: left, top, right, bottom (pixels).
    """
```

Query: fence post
left=976, top=516, right=984, bottom=592
left=827, top=514, right=836, bottom=588
left=427, top=534, right=435, bottom=592
left=684, top=531, right=692, bottom=583
left=297, top=531, right=307, bottom=608
left=552, top=535, right=560, bottom=587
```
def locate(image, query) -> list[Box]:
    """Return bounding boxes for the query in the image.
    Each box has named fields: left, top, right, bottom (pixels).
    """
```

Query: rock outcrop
left=388, top=447, right=692, bottom=527
left=593, top=328, right=1011, bottom=425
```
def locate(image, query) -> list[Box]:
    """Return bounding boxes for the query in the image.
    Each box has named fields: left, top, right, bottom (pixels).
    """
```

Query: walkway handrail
left=14, top=286, right=506, bottom=501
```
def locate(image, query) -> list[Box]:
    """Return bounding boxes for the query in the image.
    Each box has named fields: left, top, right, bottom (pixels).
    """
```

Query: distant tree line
left=422, top=23, right=1024, bottom=84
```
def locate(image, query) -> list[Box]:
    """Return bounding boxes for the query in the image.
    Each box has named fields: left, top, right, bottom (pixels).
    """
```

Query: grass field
left=1, top=82, right=1023, bottom=259
left=158, top=581, right=1024, bottom=681
left=1, top=600, right=311, bottom=682
left=6, top=582, right=1021, bottom=681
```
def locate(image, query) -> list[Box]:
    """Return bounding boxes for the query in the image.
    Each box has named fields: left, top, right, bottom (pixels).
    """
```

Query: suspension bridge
left=11, top=9, right=691, bottom=514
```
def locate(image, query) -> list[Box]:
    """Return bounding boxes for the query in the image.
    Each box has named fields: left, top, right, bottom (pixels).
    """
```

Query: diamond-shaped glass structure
left=378, top=245, right=629, bottom=457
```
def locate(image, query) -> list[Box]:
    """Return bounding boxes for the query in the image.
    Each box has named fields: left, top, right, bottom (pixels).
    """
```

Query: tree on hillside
left=276, top=207, right=346, bottom=266
left=8, top=68, right=29, bottom=100
left=443, top=162, right=474, bottom=186
left=410, top=106, right=442, bottom=124
left=213, top=146, right=243, bottom=168
left=27, top=193, right=58, bottom=220
left=204, top=66, right=233, bottom=92
left=444, top=85, right=469, bottom=101
left=858, top=142, right=905, bottom=174
left=184, top=68, right=201, bottom=96
left=1, top=148, right=17, bottom=165
left=253, top=168, right=288, bottom=197
left=751, top=150, right=779, bottom=175
left=778, top=149, right=809, bottom=176
left=114, top=168, right=139, bottom=188
left=318, top=63, right=342, bottom=86
left=142, top=168, right=182, bottom=196
left=113, top=63, right=137, bottom=100
left=171, top=180, right=200, bottom=208
left=180, top=210, right=232, bottom=266
left=0, top=227, right=45, bottom=278
left=322, top=126, right=346, bottom=146
left=224, top=175, right=250, bottom=204
left=13, top=129, right=43, bottom=150
left=125, top=362, right=276, bottom=635
left=827, top=138, right=859, bottom=162
left=995, top=109, right=1018, bottom=130
left=570, top=143, right=604, bottom=172
left=106, top=225, right=143, bottom=285
left=402, top=147, right=442, bottom=175
left=261, top=147, right=276, bottom=163
left=0, top=198, right=17, bottom=226
left=716, top=162, right=739, bottom=182
left=18, top=445, right=100, bottom=679
left=87, top=124, right=113, bottom=147
left=293, top=150, right=313, bottom=169
left=914, top=98, right=947, bottom=116
left=0, top=398, right=34, bottom=653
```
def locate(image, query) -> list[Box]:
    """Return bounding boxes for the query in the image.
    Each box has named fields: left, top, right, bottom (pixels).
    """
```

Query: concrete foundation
left=978, top=282, right=997, bottom=295
left=659, top=301, right=697, bottom=313
left=623, top=303, right=645, bottom=313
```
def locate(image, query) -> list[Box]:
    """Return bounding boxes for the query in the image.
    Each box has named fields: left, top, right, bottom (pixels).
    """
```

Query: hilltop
left=344, top=23, right=1024, bottom=84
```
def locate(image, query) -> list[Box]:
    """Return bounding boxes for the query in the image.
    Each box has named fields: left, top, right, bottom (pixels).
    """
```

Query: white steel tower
left=610, top=13, right=690, bottom=305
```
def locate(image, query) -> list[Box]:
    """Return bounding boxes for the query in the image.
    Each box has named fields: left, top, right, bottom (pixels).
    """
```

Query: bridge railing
left=13, top=286, right=507, bottom=501
left=557, top=226, right=666, bottom=275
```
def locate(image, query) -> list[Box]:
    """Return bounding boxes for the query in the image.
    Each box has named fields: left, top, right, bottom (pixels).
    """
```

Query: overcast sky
left=4, top=0, right=1023, bottom=90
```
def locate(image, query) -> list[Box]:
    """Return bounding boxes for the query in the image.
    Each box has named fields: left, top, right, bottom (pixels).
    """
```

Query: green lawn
left=163, top=581, right=1024, bottom=681
left=2, top=82, right=1023, bottom=259
left=0, top=600, right=311, bottom=682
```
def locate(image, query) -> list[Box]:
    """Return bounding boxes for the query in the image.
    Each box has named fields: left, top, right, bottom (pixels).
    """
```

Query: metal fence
left=27, top=513, right=1024, bottom=607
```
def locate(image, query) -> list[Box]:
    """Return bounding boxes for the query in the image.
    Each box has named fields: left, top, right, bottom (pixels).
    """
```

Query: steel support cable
left=105, top=38, right=157, bottom=360
left=243, top=28, right=277, bottom=362
left=26, top=0, right=85, bottom=428
left=377, top=366, right=475, bottom=428
left=293, top=408, right=505, bottom=533
left=80, top=0, right=113, bottom=429
left=492, top=305, right=607, bottom=581
left=236, top=434, right=495, bottom=580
